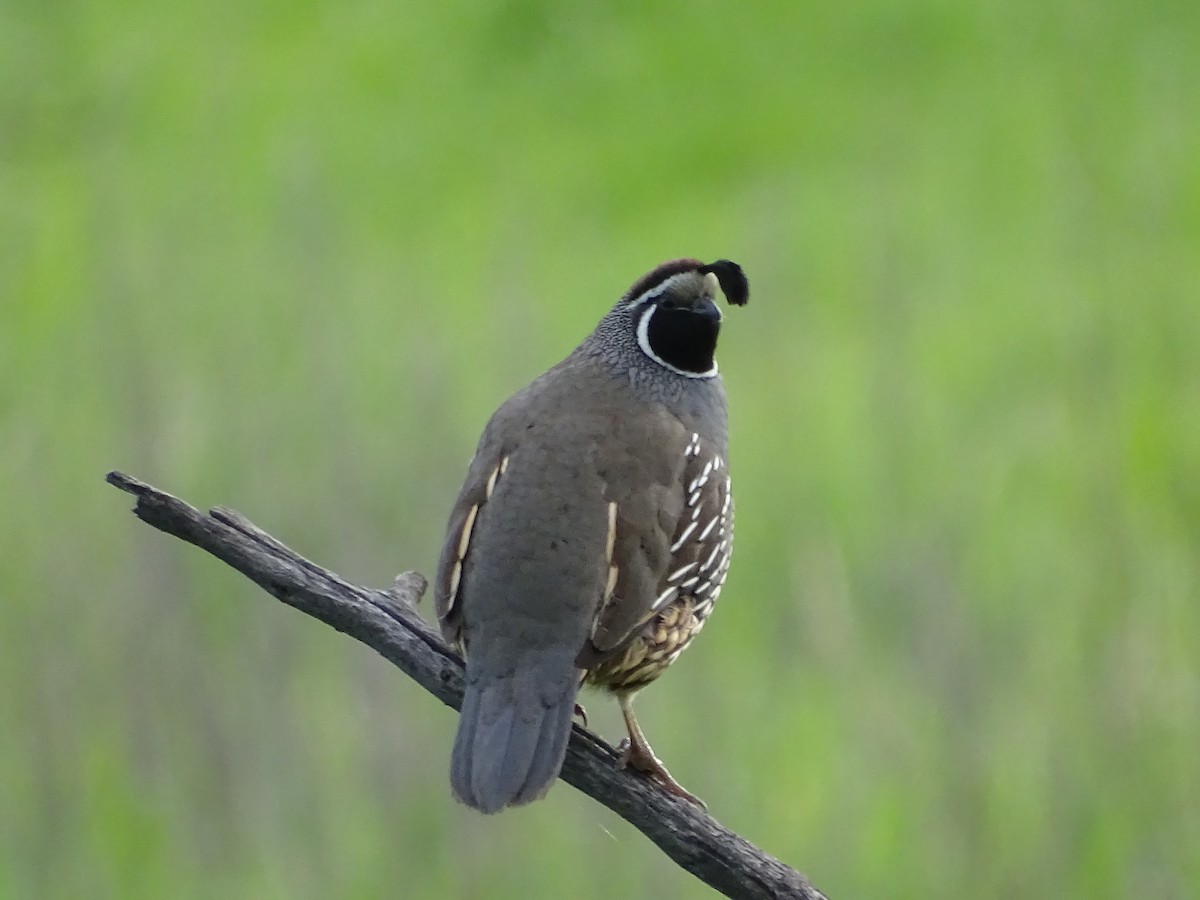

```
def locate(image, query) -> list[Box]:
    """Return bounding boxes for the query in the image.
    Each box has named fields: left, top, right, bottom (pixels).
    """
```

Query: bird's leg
left=616, top=693, right=707, bottom=810
left=572, top=673, right=590, bottom=728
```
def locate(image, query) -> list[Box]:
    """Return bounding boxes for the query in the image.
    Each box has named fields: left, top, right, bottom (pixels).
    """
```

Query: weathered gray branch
left=106, top=471, right=827, bottom=900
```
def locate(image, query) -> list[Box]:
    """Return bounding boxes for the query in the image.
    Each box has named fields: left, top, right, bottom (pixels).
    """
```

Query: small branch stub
left=105, top=471, right=827, bottom=900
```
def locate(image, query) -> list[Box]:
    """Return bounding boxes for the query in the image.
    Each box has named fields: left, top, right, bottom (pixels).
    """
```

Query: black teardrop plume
left=700, top=260, right=749, bottom=307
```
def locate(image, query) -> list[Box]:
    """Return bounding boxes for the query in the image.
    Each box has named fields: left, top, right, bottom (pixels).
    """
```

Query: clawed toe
left=616, top=735, right=707, bottom=810
left=573, top=702, right=589, bottom=728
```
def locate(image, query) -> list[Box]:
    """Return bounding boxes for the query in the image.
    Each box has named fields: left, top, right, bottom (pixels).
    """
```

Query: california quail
left=435, top=258, right=748, bottom=813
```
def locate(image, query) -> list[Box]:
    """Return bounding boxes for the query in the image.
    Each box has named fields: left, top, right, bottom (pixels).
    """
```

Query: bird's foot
left=616, top=738, right=707, bottom=810
left=573, top=702, right=589, bottom=729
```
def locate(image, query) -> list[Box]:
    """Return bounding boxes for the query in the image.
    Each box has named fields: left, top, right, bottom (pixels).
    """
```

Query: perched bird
left=435, top=258, right=748, bottom=814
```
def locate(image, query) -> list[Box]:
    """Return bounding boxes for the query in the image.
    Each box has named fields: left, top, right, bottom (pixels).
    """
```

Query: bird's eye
left=659, top=297, right=680, bottom=311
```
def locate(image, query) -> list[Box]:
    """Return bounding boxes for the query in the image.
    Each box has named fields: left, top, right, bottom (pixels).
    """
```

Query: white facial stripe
left=623, top=273, right=691, bottom=310
left=635, top=305, right=719, bottom=379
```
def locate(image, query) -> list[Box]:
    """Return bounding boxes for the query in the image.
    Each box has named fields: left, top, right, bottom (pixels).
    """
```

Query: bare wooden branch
left=106, top=471, right=828, bottom=900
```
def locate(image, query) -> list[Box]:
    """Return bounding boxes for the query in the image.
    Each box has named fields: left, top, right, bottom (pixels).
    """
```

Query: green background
left=3, top=0, right=1198, bottom=897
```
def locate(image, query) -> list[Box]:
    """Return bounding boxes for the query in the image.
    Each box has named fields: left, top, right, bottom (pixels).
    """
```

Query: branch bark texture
left=107, top=471, right=827, bottom=900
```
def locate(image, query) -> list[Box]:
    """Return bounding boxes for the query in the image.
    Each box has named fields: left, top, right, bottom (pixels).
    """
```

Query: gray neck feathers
left=575, top=306, right=726, bottom=422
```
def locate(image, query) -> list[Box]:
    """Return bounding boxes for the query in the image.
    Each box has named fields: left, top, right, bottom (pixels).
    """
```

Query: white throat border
left=635, top=304, right=719, bottom=379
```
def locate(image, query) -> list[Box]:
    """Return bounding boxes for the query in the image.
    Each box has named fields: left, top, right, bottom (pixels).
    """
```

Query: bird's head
left=592, top=258, right=749, bottom=379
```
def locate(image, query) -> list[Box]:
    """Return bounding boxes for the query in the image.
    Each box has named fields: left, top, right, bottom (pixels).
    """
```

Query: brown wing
left=576, top=424, right=733, bottom=668
left=434, top=447, right=511, bottom=649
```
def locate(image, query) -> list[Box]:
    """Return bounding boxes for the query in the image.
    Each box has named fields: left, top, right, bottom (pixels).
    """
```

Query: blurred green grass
left=3, top=0, right=1198, bottom=897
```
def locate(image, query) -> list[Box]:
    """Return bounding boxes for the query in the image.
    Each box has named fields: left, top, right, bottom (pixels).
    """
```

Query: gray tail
left=450, top=668, right=577, bottom=814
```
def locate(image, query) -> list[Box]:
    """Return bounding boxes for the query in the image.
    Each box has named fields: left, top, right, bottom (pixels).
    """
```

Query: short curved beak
left=691, top=296, right=723, bottom=324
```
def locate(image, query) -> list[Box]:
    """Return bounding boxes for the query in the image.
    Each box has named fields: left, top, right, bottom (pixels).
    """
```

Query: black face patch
left=643, top=302, right=721, bottom=375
